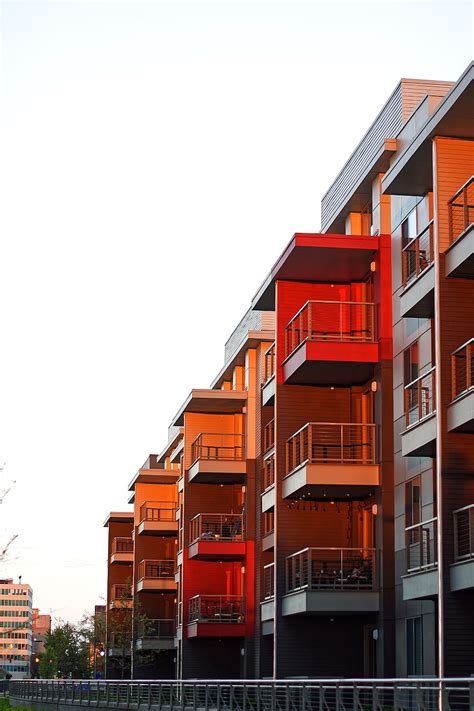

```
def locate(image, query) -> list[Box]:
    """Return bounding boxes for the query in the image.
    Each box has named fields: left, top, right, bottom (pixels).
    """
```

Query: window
left=401, top=209, right=417, bottom=248
left=407, top=617, right=423, bottom=675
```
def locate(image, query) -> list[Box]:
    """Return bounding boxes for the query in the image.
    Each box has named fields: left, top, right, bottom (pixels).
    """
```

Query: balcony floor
left=136, top=579, right=176, bottom=593
left=445, top=224, right=474, bottom=279
left=402, top=568, right=438, bottom=600
left=283, top=462, right=380, bottom=501
left=137, top=520, right=179, bottom=536
left=450, top=559, right=474, bottom=591
left=188, top=459, right=246, bottom=484
left=262, top=376, right=275, bottom=406
left=401, top=414, right=437, bottom=457
left=447, top=389, right=474, bottom=433
left=135, top=638, right=176, bottom=651
left=187, top=622, right=245, bottom=638
left=110, top=552, right=133, bottom=565
left=400, top=265, right=435, bottom=318
left=282, top=590, right=379, bottom=615
left=283, top=341, right=379, bottom=386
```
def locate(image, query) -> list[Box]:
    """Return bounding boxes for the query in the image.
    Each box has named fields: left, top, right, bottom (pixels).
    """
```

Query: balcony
left=450, top=505, right=474, bottom=592
left=187, top=514, right=245, bottom=560
left=261, top=453, right=276, bottom=512
left=135, top=619, right=176, bottom=651
left=137, top=501, right=178, bottom=536
left=402, top=518, right=438, bottom=600
left=110, top=537, right=133, bottom=565
left=447, top=340, right=474, bottom=433
left=401, top=368, right=437, bottom=456
left=446, top=176, right=474, bottom=278
left=136, top=560, right=176, bottom=593
left=188, top=433, right=246, bottom=484
left=282, top=547, right=379, bottom=616
left=109, top=584, right=132, bottom=610
left=283, top=423, right=379, bottom=500
left=261, top=563, right=275, bottom=632
left=108, top=633, right=131, bottom=657
left=283, top=300, right=378, bottom=386
left=262, top=343, right=276, bottom=406
left=400, top=221, right=435, bottom=318
left=187, top=595, right=245, bottom=638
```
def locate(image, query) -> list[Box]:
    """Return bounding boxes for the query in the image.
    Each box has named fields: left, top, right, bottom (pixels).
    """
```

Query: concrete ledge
left=402, top=568, right=438, bottom=600
left=450, top=559, right=474, bottom=591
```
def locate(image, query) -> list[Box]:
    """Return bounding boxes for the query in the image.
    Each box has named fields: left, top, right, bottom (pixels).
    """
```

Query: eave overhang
left=170, top=389, right=247, bottom=427
left=103, top=511, right=134, bottom=528
left=211, top=330, right=275, bottom=389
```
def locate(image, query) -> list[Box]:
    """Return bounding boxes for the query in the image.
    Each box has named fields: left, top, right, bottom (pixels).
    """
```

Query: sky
left=0, top=0, right=472, bottom=624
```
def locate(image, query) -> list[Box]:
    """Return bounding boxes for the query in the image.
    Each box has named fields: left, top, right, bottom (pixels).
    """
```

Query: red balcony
left=283, top=422, right=379, bottom=500
left=188, top=433, right=246, bottom=484
left=283, top=300, right=378, bottom=385
left=188, top=514, right=245, bottom=560
left=187, top=595, right=245, bottom=638
left=448, top=339, right=474, bottom=433
left=136, top=559, right=176, bottom=593
left=109, top=584, right=132, bottom=610
left=110, top=537, right=133, bottom=565
left=446, top=176, right=474, bottom=278
left=137, top=501, right=178, bottom=536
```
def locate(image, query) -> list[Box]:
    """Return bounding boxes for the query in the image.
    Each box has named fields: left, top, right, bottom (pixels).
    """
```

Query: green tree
left=39, top=622, right=89, bottom=679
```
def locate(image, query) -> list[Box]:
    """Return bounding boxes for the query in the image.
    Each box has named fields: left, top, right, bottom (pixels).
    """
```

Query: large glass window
left=407, top=617, right=423, bottom=675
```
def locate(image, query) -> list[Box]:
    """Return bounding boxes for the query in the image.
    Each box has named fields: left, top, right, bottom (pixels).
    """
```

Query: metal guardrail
left=137, top=560, right=175, bottom=581
left=263, top=342, right=275, bottom=384
left=140, top=501, right=177, bottom=523
left=454, top=504, right=474, bottom=561
left=451, top=338, right=474, bottom=400
left=448, top=175, right=474, bottom=243
left=405, top=518, right=438, bottom=573
left=404, top=367, right=436, bottom=427
left=189, top=513, right=244, bottom=544
left=188, top=595, right=245, bottom=624
left=263, top=562, right=275, bottom=599
left=9, top=678, right=474, bottom=710
left=263, top=418, right=275, bottom=453
left=111, top=537, right=133, bottom=554
left=402, top=220, right=434, bottom=286
left=136, top=618, right=175, bottom=640
left=286, top=547, right=377, bottom=593
left=191, top=433, right=245, bottom=464
left=262, top=453, right=275, bottom=491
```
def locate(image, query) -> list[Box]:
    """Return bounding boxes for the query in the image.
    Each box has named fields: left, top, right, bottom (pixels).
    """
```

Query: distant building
left=0, top=578, right=33, bottom=679
left=30, top=608, right=51, bottom=677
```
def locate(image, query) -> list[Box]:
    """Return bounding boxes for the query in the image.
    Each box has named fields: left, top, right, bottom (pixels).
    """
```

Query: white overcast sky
left=0, top=0, right=472, bottom=624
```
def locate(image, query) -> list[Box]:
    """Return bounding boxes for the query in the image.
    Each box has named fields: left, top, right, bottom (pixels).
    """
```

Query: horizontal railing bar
left=451, top=337, right=474, bottom=355
left=285, top=299, right=376, bottom=329
left=453, top=503, right=474, bottom=514
left=405, top=517, right=437, bottom=532
left=404, top=366, right=436, bottom=390
left=401, top=220, right=434, bottom=254
left=448, top=174, right=474, bottom=203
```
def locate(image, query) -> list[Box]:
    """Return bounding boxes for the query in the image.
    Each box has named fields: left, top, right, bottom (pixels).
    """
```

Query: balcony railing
left=111, top=584, right=132, bottom=600
left=285, top=300, right=376, bottom=358
left=139, top=501, right=176, bottom=523
left=188, top=595, right=245, bottom=624
left=448, top=176, right=474, bottom=243
left=263, top=563, right=275, bottom=600
left=405, top=518, right=438, bottom=573
left=402, top=220, right=434, bottom=286
left=454, top=505, right=474, bottom=561
left=262, top=454, right=275, bottom=490
left=263, top=511, right=274, bottom=536
left=111, top=537, right=133, bottom=554
left=136, top=619, right=175, bottom=640
left=137, top=560, right=175, bottom=581
left=286, top=422, right=376, bottom=475
left=404, top=367, right=436, bottom=427
left=286, top=547, right=377, bottom=593
left=191, top=433, right=245, bottom=464
left=451, top=339, right=474, bottom=400
left=263, top=343, right=275, bottom=384
left=189, top=514, right=244, bottom=544
left=263, top=418, right=275, bottom=453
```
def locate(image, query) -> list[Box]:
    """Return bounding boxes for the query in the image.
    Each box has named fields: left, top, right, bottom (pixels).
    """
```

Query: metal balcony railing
left=285, top=422, right=376, bottom=475
left=111, top=537, right=133, bottom=554
left=263, top=418, right=275, bottom=453
left=136, top=619, right=175, bottom=640
left=188, top=595, right=245, bottom=624
left=263, top=563, right=275, bottom=600
left=137, top=559, right=175, bottom=581
left=262, top=453, right=275, bottom=490
left=448, top=175, right=474, bottom=243
left=451, top=339, right=474, bottom=400
left=191, top=433, right=245, bottom=464
left=139, top=501, right=177, bottom=523
left=262, top=511, right=274, bottom=537
left=108, top=633, right=131, bottom=651
left=189, top=514, right=244, bottom=544
left=263, top=342, right=275, bottom=384
left=453, top=505, right=474, bottom=561
left=402, top=220, right=434, bottom=286
left=286, top=547, right=377, bottom=593
left=405, top=518, right=438, bottom=573
left=404, top=367, right=436, bottom=427
left=110, top=584, right=132, bottom=601
left=285, top=300, right=376, bottom=358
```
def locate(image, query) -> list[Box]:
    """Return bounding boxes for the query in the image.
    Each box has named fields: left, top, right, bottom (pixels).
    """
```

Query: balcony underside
left=261, top=599, right=275, bottom=622
left=446, top=225, right=474, bottom=279
left=187, top=622, right=245, bottom=638
left=188, top=459, right=246, bottom=484
left=110, top=552, right=133, bottom=565
left=283, top=462, right=380, bottom=501
left=188, top=541, right=246, bottom=561
left=450, top=559, right=474, bottom=591
left=447, top=390, right=474, bottom=433
left=283, top=342, right=378, bottom=386
left=399, top=266, right=435, bottom=319
left=137, top=520, right=179, bottom=536
left=261, top=484, right=276, bottom=512
left=402, top=569, right=438, bottom=600
left=401, top=414, right=437, bottom=457
left=135, top=638, right=176, bottom=651
left=136, top=579, right=176, bottom=593
left=262, top=376, right=275, bottom=406
left=282, top=590, right=379, bottom=616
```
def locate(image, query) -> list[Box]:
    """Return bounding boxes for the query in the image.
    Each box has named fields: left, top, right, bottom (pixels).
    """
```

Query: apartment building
left=104, top=61, right=474, bottom=679
left=30, top=609, right=51, bottom=678
left=0, top=579, right=33, bottom=679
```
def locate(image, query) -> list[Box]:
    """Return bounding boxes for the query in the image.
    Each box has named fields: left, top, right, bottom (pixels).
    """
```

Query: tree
left=0, top=462, right=17, bottom=562
left=39, top=622, right=89, bottom=679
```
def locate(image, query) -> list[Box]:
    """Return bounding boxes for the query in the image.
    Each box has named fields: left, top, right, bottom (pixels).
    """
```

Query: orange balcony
left=402, top=368, right=437, bottom=456
left=109, top=584, right=132, bottom=610
left=110, top=537, right=133, bottom=565
left=262, top=342, right=276, bottom=406
left=187, top=595, right=245, bottom=638
left=137, top=501, right=178, bottom=536
left=448, top=339, right=474, bottom=433
left=283, top=300, right=378, bottom=385
left=188, top=433, right=246, bottom=484
left=136, top=559, right=176, bottom=593
left=188, top=514, right=245, bottom=560
left=446, top=176, right=474, bottom=278
left=283, top=422, right=379, bottom=500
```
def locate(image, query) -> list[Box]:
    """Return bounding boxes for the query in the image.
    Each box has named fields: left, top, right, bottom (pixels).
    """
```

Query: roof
left=103, top=511, right=133, bottom=527
left=170, top=388, right=247, bottom=427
